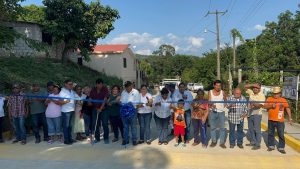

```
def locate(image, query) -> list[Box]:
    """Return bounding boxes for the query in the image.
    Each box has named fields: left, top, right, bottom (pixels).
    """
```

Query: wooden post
left=229, top=67, right=232, bottom=96
left=238, top=69, right=242, bottom=84
left=280, top=70, right=283, bottom=82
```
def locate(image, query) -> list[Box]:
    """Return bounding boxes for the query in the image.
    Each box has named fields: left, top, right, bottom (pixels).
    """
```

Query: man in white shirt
left=120, top=81, right=141, bottom=146
left=59, top=79, right=76, bottom=145
left=177, top=83, right=193, bottom=143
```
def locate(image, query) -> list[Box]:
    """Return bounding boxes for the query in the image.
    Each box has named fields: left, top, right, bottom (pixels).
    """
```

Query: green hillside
left=0, top=56, right=123, bottom=93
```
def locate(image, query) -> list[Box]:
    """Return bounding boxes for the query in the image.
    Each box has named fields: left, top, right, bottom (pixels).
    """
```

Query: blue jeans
left=122, top=111, right=137, bottom=142
left=83, top=113, right=92, bottom=137
left=268, top=120, right=285, bottom=150
left=209, top=111, right=226, bottom=144
left=192, top=119, right=206, bottom=144
left=92, top=108, right=109, bottom=141
left=184, top=109, right=192, bottom=140
left=62, top=111, right=74, bottom=142
left=248, top=115, right=262, bottom=146
left=109, top=115, right=124, bottom=139
left=32, top=112, right=49, bottom=140
left=138, top=113, right=152, bottom=141
left=12, top=116, right=26, bottom=141
left=229, top=120, right=244, bottom=145
left=154, top=114, right=170, bottom=142
left=46, top=117, right=62, bottom=136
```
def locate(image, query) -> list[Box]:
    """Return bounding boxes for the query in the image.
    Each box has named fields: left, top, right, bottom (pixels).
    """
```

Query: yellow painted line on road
left=261, top=122, right=300, bottom=153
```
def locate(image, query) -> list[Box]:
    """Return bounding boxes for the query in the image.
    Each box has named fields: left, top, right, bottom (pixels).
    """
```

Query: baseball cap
left=47, top=81, right=54, bottom=86
left=12, top=84, right=20, bottom=89
left=169, top=84, right=175, bottom=89
left=124, top=81, right=132, bottom=87
left=32, top=82, right=40, bottom=86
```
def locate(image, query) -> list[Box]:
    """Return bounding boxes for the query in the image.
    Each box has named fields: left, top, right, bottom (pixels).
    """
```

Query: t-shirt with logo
left=174, top=108, right=185, bottom=126
left=265, top=97, right=289, bottom=122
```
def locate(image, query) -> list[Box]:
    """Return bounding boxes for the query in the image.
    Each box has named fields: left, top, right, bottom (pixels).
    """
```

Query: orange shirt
left=265, top=97, right=289, bottom=122
left=174, top=108, right=186, bottom=126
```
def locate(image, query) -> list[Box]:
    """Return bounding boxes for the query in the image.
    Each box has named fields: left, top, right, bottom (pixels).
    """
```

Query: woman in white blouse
left=73, top=85, right=86, bottom=141
left=138, top=85, right=153, bottom=145
left=153, top=88, right=172, bottom=145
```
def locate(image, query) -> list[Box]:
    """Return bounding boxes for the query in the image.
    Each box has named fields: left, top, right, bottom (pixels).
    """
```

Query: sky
left=21, top=0, right=300, bottom=57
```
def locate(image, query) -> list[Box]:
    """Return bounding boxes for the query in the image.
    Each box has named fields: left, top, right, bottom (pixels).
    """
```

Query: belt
left=185, top=109, right=190, bottom=112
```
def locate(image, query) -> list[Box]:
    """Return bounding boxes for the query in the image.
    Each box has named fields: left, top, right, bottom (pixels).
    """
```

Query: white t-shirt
left=120, top=89, right=141, bottom=108
left=138, top=93, right=152, bottom=114
left=45, top=94, right=61, bottom=118
left=75, top=93, right=86, bottom=112
left=59, top=88, right=75, bottom=112
left=0, top=97, right=5, bottom=117
left=153, top=95, right=172, bottom=118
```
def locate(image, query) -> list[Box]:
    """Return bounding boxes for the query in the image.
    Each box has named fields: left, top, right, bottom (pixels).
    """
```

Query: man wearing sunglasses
left=263, top=87, right=292, bottom=154
left=244, top=82, right=265, bottom=150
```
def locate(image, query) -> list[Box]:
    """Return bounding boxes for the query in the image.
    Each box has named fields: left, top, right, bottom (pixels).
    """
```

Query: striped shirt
left=7, top=92, right=27, bottom=118
left=226, top=95, right=248, bottom=124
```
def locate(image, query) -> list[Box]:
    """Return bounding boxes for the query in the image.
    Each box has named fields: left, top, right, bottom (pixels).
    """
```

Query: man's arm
left=98, top=97, right=108, bottom=113
left=286, top=107, right=293, bottom=125
left=223, top=91, right=227, bottom=107
left=25, top=104, right=29, bottom=118
left=244, top=83, right=260, bottom=90
left=8, top=106, right=12, bottom=122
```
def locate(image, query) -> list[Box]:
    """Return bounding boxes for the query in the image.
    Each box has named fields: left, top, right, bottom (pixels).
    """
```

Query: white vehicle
left=162, top=79, right=181, bottom=90
left=192, top=83, right=204, bottom=92
left=187, top=83, right=194, bottom=91
left=159, top=82, right=164, bottom=90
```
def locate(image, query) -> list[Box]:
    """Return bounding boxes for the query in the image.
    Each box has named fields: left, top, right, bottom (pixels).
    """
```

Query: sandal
left=192, top=143, right=198, bottom=146
left=202, top=144, right=206, bottom=148
left=158, top=141, right=162, bottom=145
left=147, top=141, right=151, bottom=145
left=164, top=141, right=168, bottom=145
left=21, top=140, right=26, bottom=145
left=0, top=139, right=5, bottom=143
left=112, top=138, right=118, bottom=142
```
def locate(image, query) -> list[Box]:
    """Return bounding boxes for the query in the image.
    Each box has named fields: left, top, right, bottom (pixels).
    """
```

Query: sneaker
left=174, top=143, right=179, bottom=147
left=70, top=139, right=77, bottom=143
left=104, top=139, right=110, bottom=144
left=58, top=139, right=63, bottom=144
left=12, top=139, right=19, bottom=144
left=132, top=141, right=137, bottom=146
left=251, top=145, right=261, bottom=150
left=246, top=143, right=255, bottom=146
left=267, top=148, right=274, bottom=151
left=230, top=145, right=235, bottom=149
left=47, top=140, right=54, bottom=145
left=209, top=142, right=217, bottom=148
left=138, top=140, right=144, bottom=144
left=237, top=144, right=244, bottom=149
left=182, top=143, right=186, bottom=147
left=121, top=140, right=129, bottom=145
left=279, top=150, right=286, bottom=154
left=64, top=141, right=72, bottom=145
left=93, top=139, right=99, bottom=144
left=21, top=140, right=26, bottom=145
left=220, top=144, right=227, bottom=149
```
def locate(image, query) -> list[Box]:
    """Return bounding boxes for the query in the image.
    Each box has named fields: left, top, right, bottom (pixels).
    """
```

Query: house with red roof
left=71, top=44, right=146, bottom=89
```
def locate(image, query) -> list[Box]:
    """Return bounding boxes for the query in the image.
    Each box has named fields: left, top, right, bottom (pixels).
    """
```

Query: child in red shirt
left=171, top=99, right=186, bottom=147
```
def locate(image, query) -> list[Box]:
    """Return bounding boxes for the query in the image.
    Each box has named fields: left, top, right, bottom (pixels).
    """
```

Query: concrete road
left=0, top=90, right=299, bottom=169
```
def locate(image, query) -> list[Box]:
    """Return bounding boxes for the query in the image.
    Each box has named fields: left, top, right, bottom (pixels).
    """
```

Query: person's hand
left=28, top=99, right=33, bottom=104
left=249, top=103, right=254, bottom=109
left=184, top=125, right=187, bottom=128
left=289, top=119, right=293, bottom=125
left=88, top=102, right=92, bottom=106
left=272, top=103, right=277, bottom=109
left=9, top=115, right=12, bottom=122
left=230, top=103, right=236, bottom=107
left=242, top=114, right=247, bottom=118
left=75, top=100, right=78, bottom=104
left=128, top=101, right=132, bottom=104
left=108, top=103, right=112, bottom=106
left=97, top=108, right=102, bottom=114
left=182, top=94, right=187, bottom=99
left=211, top=104, right=216, bottom=108
left=25, top=112, right=29, bottom=118
left=202, top=118, right=206, bottom=123
left=155, top=102, right=161, bottom=106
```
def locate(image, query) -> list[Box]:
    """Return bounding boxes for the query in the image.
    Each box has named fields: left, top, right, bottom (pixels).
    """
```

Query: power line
left=236, top=0, right=263, bottom=29
left=220, top=0, right=235, bottom=35
left=235, top=0, right=259, bottom=29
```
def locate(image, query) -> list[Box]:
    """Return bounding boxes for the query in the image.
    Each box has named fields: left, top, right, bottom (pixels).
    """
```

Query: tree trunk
left=61, top=44, right=69, bottom=61
left=233, top=36, right=236, bottom=76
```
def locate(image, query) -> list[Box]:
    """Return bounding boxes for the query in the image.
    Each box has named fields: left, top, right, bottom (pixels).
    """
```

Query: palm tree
left=230, top=29, right=244, bottom=76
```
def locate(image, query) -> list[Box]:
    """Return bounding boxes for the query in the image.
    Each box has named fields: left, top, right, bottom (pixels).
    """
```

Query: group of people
left=0, top=79, right=293, bottom=154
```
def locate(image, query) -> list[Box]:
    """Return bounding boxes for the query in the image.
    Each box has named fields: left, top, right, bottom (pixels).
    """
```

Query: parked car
left=187, top=83, right=194, bottom=91
left=192, top=83, right=204, bottom=92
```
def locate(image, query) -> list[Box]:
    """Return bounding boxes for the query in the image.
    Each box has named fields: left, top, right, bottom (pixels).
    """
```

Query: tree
left=42, top=0, right=120, bottom=61
left=18, top=4, right=46, bottom=24
left=152, top=44, right=175, bottom=58
left=0, top=0, right=48, bottom=52
left=230, top=28, right=244, bottom=76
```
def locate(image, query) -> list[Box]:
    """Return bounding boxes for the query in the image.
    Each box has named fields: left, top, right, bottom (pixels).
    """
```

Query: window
left=136, top=70, right=138, bottom=78
left=123, top=58, right=127, bottom=68
left=42, top=30, right=52, bottom=45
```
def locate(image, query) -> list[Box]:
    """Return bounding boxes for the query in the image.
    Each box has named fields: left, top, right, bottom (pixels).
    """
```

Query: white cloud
left=187, top=37, right=204, bottom=47
left=167, top=33, right=178, bottom=40
left=248, top=24, right=266, bottom=31
left=136, top=49, right=152, bottom=55
left=150, top=38, right=163, bottom=47
left=218, top=38, right=243, bottom=49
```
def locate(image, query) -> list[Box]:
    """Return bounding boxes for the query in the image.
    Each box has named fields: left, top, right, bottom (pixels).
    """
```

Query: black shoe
left=237, top=144, right=244, bottom=149
left=132, top=141, right=137, bottom=146
left=138, top=140, right=144, bottom=144
left=121, top=141, right=129, bottom=145
left=64, top=141, right=73, bottom=145
left=246, top=143, right=255, bottom=146
left=230, top=145, right=235, bottom=149
left=251, top=145, right=261, bottom=150
left=70, top=139, right=77, bottom=143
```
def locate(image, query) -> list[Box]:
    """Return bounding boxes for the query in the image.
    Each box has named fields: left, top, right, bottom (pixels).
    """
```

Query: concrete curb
left=2, top=131, right=13, bottom=139
left=261, top=121, right=300, bottom=153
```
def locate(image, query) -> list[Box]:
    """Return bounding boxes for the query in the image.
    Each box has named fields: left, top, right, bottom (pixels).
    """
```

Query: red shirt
left=7, top=92, right=27, bottom=117
left=89, top=87, right=109, bottom=108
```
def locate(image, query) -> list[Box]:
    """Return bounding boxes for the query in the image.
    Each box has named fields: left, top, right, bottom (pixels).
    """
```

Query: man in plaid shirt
left=8, top=84, right=29, bottom=145
left=226, top=88, right=248, bottom=149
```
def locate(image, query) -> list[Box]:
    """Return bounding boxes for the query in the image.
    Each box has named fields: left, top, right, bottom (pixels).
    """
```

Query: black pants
left=110, top=115, right=124, bottom=139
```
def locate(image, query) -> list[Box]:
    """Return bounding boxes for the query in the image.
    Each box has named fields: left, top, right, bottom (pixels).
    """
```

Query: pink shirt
left=45, top=94, right=62, bottom=118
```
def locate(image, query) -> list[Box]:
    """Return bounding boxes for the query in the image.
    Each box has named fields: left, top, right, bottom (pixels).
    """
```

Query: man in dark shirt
left=89, top=79, right=109, bottom=144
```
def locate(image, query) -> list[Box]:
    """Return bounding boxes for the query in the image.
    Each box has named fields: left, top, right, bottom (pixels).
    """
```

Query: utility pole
left=206, top=10, right=227, bottom=80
